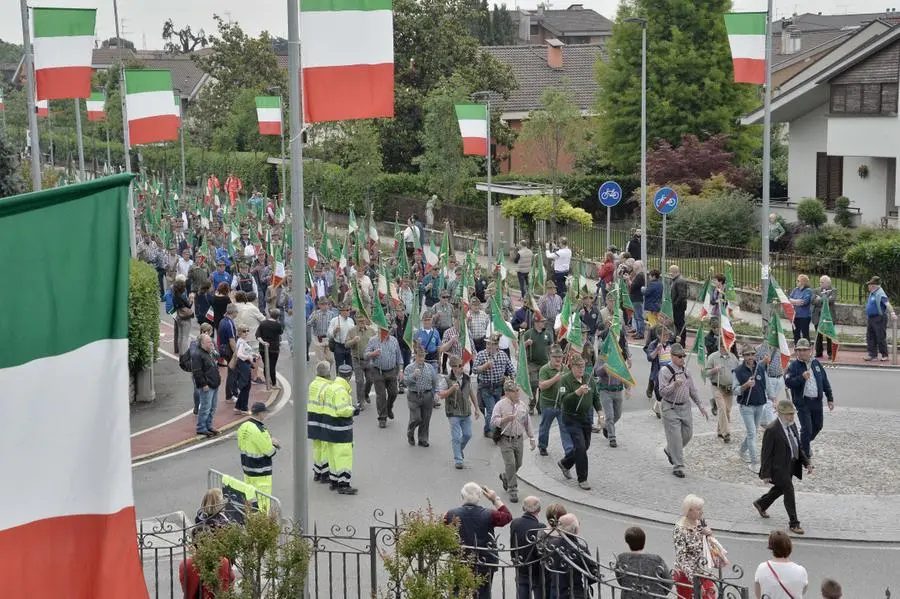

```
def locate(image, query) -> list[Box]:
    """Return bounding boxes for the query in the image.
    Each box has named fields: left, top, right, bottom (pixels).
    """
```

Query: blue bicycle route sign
left=598, top=181, right=622, bottom=208
left=653, top=186, right=679, bottom=215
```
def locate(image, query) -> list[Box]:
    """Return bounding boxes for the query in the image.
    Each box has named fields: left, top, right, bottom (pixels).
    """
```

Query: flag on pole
left=490, top=298, right=517, bottom=341
left=565, top=308, right=584, bottom=349
left=530, top=251, right=546, bottom=297
left=516, top=335, right=531, bottom=396
left=599, top=332, right=637, bottom=387
left=31, top=7, right=97, bottom=100
left=368, top=213, right=379, bottom=243
left=255, top=96, right=282, bottom=135
left=86, top=91, right=106, bottom=121
left=692, top=320, right=707, bottom=381
left=557, top=292, right=573, bottom=342
left=424, top=239, right=439, bottom=272
left=720, top=311, right=736, bottom=353
left=724, top=12, right=767, bottom=85
left=661, top=281, right=674, bottom=323
left=454, top=103, right=488, bottom=155
left=370, top=292, right=390, bottom=330
left=301, top=0, right=394, bottom=122
left=767, top=314, right=792, bottom=369
left=698, top=275, right=714, bottom=320
left=816, top=298, right=840, bottom=362
left=723, top=262, right=738, bottom=302
left=766, top=274, right=795, bottom=321
left=403, top=296, right=420, bottom=349
left=36, top=99, right=49, bottom=118
left=458, top=305, right=475, bottom=365
left=0, top=174, right=147, bottom=598
left=173, top=93, right=182, bottom=127
left=124, top=69, right=179, bottom=146
left=0, top=90, right=4, bottom=111
left=348, top=207, right=358, bottom=235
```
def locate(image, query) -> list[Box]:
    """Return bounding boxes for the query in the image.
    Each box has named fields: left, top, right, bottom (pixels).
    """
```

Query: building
left=483, top=42, right=603, bottom=175
left=511, top=5, right=612, bottom=45
left=742, top=19, right=900, bottom=228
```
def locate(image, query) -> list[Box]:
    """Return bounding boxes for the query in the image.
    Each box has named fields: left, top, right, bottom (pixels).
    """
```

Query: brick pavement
left=517, top=404, right=900, bottom=542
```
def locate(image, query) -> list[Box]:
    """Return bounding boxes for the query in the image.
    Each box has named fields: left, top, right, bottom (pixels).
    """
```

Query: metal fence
left=138, top=508, right=757, bottom=599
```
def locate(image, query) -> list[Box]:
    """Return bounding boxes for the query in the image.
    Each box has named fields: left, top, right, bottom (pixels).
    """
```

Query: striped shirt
left=441, top=326, right=461, bottom=358
left=490, top=397, right=534, bottom=438
left=308, top=308, right=337, bottom=338
left=539, top=294, right=562, bottom=323
left=658, top=363, right=702, bottom=408
left=365, top=334, right=404, bottom=371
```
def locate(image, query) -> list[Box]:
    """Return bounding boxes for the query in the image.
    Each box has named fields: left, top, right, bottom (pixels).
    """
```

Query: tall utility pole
left=287, top=0, right=310, bottom=537
left=113, top=0, right=136, bottom=256
left=760, top=0, right=775, bottom=322
left=20, top=0, right=42, bottom=191
left=624, top=17, right=648, bottom=261
left=74, top=98, right=86, bottom=181
left=472, top=91, right=493, bottom=263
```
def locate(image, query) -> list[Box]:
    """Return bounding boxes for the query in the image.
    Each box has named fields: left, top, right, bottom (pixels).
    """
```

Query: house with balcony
left=510, top=5, right=613, bottom=45
left=742, top=19, right=900, bottom=228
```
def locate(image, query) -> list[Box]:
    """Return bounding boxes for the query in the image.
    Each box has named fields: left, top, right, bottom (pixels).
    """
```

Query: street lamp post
left=625, top=17, right=648, bottom=264
left=471, top=91, right=493, bottom=263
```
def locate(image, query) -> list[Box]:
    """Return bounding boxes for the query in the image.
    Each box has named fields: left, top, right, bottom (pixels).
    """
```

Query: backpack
left=179, top=342, right=196, bottom=372
left=164, top=288, right=176, bottom=314
left=238, top=273, right=254, bottom=292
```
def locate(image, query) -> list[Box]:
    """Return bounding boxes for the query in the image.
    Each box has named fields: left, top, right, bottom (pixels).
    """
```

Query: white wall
left=842, top=156, right=890, bottom=226
left=787, top=103, right=828, bottom=201
left=827, top=115, right=900, bottom=158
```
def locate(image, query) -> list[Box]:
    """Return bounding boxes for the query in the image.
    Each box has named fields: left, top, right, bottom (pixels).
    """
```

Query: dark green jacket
left=558, top=371, right=601, bottom=421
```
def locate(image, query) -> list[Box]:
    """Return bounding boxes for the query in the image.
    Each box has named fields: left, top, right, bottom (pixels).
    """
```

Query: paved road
left=132, top=346, right=900, bottom=597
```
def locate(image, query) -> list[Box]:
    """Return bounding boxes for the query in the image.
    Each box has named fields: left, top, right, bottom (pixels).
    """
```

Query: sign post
left=653, top=186, right=679, bottom=276
left=598, top=180, right=622, bottom=252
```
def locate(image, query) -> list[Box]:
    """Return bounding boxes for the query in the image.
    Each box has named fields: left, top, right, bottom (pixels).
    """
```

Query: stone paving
left=518, top=403, right=900, bottom=541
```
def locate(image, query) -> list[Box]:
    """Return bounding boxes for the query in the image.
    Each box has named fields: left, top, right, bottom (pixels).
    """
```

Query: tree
left=646, top=133, right=748, bottom=193
left=518, top=86, right=583, bottom=236
left=595, top=0, right=759, bottom=173
left=211, top=88, right=280, bottom=155
left=0, top=132, right=24, bottom=197
left=161, top=19, right=209, bottom=54
left=0, top=40, right=22, bottom=64
left=414, top=74, right=481, bottom=205
left=100, top=37, right=135, bottom=50
left=491, top=5, right=517, bottom=45
left=309, top=120, right=384, bottom=213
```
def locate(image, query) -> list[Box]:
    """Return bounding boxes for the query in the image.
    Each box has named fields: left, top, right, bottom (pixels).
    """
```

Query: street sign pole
left=654, top=186, right=679, bottom=279
left=661, top=214, right=667, bottom=276
left=598, top=180, right=622, bottom=255
left=606, top=206, right=611, bottom=252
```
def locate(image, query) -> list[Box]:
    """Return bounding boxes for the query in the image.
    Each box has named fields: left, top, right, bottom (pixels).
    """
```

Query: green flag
left=516, top=333, right=532, bottom=397
left=816, top=297, right=839, bottom=362
left=565, top=307, right=584, bottom=349
left=318, top=230, right=331, bottom=262
left=661, top=280, right=674, bottom=323
left=692, top=320, right=707, bottom=381
left=404, top=295, right=420, bottom=349
left=618, top=276, right=634, bottom=313
left=599, top=332, right=636, bottom=387
left=370, top=292, right=389, bottom=330
left=531, top=251, right=545, bottom=297
left=490, top=298, right=517, bottom=341
left=348, top=207, right=358, bottom=235
left=723, top=262, right=738, bottom=303
left=558, top=291, right=573, bottom=343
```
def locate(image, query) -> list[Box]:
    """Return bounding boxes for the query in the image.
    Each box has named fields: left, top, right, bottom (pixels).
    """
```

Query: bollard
left=263, top=343, right=272, bottom=391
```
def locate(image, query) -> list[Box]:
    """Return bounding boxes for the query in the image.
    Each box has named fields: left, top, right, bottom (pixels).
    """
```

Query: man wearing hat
left=490, top=378, right=536, bottom=503
left=556, top=355, right=600, bottom=489
left=414, top=312, right=442, bottom=371
left=231, top=259, right=258, bottom=295
left=732, top=345, right=768, bottom=471
left=439, top=355, right=480, bottom=469
left=537, top=345, right=574, bottom=457
left=473, top=333, right=516, bottom=436
left=404, top=349, right=439, bottom=447
left=307, top=361, right=334, bottom=483
left=309, top=297, right=338, bottom=370
left=211, top=258, right=231, bottom=291
left=523, top=315, right=554, bottom=412
left=658, top=343, right=709, bottom=478
left=324, top=365, right=360, bottom=495
left=784, top=339, right=834, bottom=457
left=365, top=320, right=405, bottom=428
left=705, top=337, right=740, bottom=444
left=346, top=312, right=376, bottom=408
left=754, top=400, right=812, bottom=535
left=236, top=401, right=281, bottom=499
left=538, top=281, right=562, bottom=326
left=468, top=298, right=490, bottom=354
left=327, top=303, right=355, bottom=370
left=864, top=276, right=897, bottom=361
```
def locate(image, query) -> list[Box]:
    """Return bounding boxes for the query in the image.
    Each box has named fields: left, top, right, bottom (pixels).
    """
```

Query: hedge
left=845, top=236, right=900, bottom=300
left=129, top=259, right=161, bottom=373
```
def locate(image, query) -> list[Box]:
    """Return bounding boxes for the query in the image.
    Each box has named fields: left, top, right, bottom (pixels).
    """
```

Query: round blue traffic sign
left=653, top=187, right=679, bottom=215
left=598, top=181, right=622, bottom=208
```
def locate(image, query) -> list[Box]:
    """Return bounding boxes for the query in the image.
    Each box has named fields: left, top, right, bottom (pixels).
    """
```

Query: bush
left=793, top=224, right=857, bottom=261
left=846, top=236, right=900, bottom=290
left=833, top=196, right=854, bottom=228
left=128, top=259, right=161, bottom=372
left=500, top=194, right=593, bottom=234
left=796, top=198, right=827, bottom=229
left=667, top=189, right=757, bottom=246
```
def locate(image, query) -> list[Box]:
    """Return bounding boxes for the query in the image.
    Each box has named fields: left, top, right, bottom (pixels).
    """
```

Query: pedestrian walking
left=491, top=378, right=536, bottom=503
left=327, top=303, right=355, bottom=370
left=812, top=275, right=837, bottom=359
left=705, top=337, right=739, bottom=443
left=474, top=333, right=516, bottom=436
left=538, top=282, right=563, bottom=327
left=627, top=261, right=646, bottom=338
left=615, top=526, right=672, bottom=599
left=784, top=339, right=834, bottom=457
left=439, top=356, right=480, bottom=469
left=404, top=349, right=438, bottom=447
left=231, top=325, right=258, bottom=414
left=522, top=316, right=554, bottom=412
left=864, top=276, right=897, bottom=361
left=733, top=346, right=768, bottom=472
left=191, top=333, right=221, bottom=438
left=668, top=265, right=689, bottom=347
left=172, top=277, right=194, bottom=355
left=537, top=346, right=574, bottom=457
left=644, top=325, right=673, bottom=418
left=256, top=309, right=284, bottom=388
left=308, top=361, right=334, bottom=484
left=366, top=325, right=404, bottom=428
left=414, top=312, right=442, bottom=371
left=510, top=496, right=546, bottom=599
left=754, top=530, right=808, bottom=598
left=658, top=344, right=709, bottom=478
left=756, top=337, right=787, bottom=425
left=753, top=400, right=813, bottom=535
left=218, top=303, right=239, bottom=397
left=626, top=229, right=642, bottom=261
left=594, top=352, right=625, bottom=448
left=346, top=313, right=376, bottom=408
left=514, top=240, right=533, bottom=298
left=557, top=355, right=601, bottom=490
left=643, top=269, right=663, bottom=342
left=324, top=365, right=360, bottom=495
left=545, top=237, right=572, bottom=298
left=308, top=297, right=337, bottom=371
left=236, top=402, right=280, bottom=500
left=789, top=275, right=813, bottom=342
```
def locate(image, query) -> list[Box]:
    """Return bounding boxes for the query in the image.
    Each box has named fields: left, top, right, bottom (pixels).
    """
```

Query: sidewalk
left=130, top=323, right=281, bottom=462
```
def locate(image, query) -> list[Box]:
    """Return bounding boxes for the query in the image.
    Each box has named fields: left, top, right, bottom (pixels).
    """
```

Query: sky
left=1, top=0, right=897, bottom=48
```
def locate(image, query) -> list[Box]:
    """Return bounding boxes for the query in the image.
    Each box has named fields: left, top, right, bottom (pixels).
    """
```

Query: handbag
left=766, top=561, right=796, bottom=599
left=177, top=306, right=194, bottom=320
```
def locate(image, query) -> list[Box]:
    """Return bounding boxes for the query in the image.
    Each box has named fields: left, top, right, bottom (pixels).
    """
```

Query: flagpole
left=280, top=118, right=287, bottom=207
left=20, top=0, right=42, bottom=191
left=112, top=0, right=136, bottom=256
left=74, top=98, right=86, bottom=181
left=760, top=0, right=774, bottom=323
left=287, top=0, right=310, bottom=540
left=105, top=116, right=111, bottom=173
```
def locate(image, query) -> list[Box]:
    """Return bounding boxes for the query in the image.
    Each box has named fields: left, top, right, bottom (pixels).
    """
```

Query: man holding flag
left=474, top=333, right=516, bottom=437
left=658, top=344, right=709, bottom=478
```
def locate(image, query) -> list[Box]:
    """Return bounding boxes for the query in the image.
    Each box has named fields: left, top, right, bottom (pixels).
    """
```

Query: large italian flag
left=125, top=69, right=180, bottom=146
left=724, top=12, right=767, bottom=85
left=455, top=103, right=488, bottom=155
left=32, top=7, right=96, bottom=100
left=256, top=96, right=282, bottom=135
left=86, top=91, right=106, bottom=121
left=301, top=0, right=394, bottom=123
left=0, top=174, right=147, bottom=598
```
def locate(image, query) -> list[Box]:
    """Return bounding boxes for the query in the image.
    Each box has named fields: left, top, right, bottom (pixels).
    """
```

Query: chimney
left=546, top=38, right=564, bottom=69
left=518, top=10, right=531, bottom=42
left=790, top=27, right=801, bottom=53
left=780, top=20, right=793, bottom=54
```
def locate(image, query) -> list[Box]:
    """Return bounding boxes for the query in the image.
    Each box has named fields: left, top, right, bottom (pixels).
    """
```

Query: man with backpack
left=231, top=259, right=258, bottom=296
left=414, top=312, right=443, bottom=372
left=180, top=323, right=215, bottom=419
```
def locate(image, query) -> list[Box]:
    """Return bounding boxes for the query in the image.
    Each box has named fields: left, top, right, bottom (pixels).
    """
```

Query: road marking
left=132, top=372, right=292, bottom=469
left=130, top=344, right=199, bottom=438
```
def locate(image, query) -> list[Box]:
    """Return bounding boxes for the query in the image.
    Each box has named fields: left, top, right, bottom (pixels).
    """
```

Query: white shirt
left=402, top=226, right=415, bottom=243
left=754, top=560, right=807, bottom=599
left=328, top=315, right=355, bottom=344
left=176, top=257, right=193, bottom=278
left=546, top=246, right=572, bottom=272
left=234, top=303, right=265, bottom=346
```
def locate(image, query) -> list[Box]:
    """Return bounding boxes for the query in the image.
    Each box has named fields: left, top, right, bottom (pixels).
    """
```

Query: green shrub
left=796, top=198, right=827, bottom=229
left=667, top=189, right=757, bottom=246
left=846, top=236, right=900, bottom=289
left=500, top=194, right=593, bottom=233
left=833, top=196, right=854, bottom=228
left=793, top=225, right=857, bottom=261
left=128, top=259, right=160, bottom=372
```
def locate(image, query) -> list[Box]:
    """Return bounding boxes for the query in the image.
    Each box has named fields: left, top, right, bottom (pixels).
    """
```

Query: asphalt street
left=132, top=345, right=900, bottom=597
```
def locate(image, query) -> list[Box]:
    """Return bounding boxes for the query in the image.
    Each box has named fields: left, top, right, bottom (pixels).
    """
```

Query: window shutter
left=816, top=152, right=828, bottom=200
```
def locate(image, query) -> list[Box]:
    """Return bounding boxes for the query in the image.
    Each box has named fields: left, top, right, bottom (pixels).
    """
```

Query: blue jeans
left=517, top=272, right=529, bottom=298
left=739, top=404, right=766, bottom=464
left=196, top=386, right=218, bottom=433
left=537, top=407, right=574, bottom=454
left=632, top=301, right=645, bottom=336
left=449, top=416, right=473, bottom=465
left=480, top=386, right=503, bottom=433
left=794, top=396, right=824, bottom=456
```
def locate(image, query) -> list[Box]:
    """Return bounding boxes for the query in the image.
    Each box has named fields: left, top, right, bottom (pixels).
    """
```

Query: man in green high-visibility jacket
left=324, top=364, right=359, bottom=495
left=236, top=401, right=280, bottom=500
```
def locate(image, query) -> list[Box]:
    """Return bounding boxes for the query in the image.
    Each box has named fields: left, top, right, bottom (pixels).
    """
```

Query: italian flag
left=767, top=314, right=793, bottom=369
left=173, top=93, right=182, bottom=127
left=86, top=91, right=105, bottom=121
left=0, top=174, right=147, bottom=598
left=698, top=276, right=714, bottom=320
left=36, top=99, right=49, bottom=118
left=0, top=90, right=4, bottom=111
left=455, top=103, right=488, bottom=155
left=724, top=12, right=767, bottom=85
left=720, top=311, right=737, bottom=353
left=31, top=8, right=96, bottom=100
left=124, top=69, right=180, bottom=146
left=301, top=0, right=394, bottom=123
left=255, top=95, right=282, bottom=136
left=766, top=274, right=795, bottom=321
left=307, top=246, right=318, bottom=269
left=458, top=305, right=475, bottom=365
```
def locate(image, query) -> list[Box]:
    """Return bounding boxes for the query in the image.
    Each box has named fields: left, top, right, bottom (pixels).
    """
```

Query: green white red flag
left=255, top=96, right=282, bottom=136
left=724, top=12, right=767, bottom=85
left=0, top=174, right=147, bottom=598
left=301, top=0, right=394, bottom=122
left=766, top=274, right=795, bottom=321
left=124, top=69, right=179, bottom=146
left=816, top=298, right=839, bottom=362
left=454, top=103, right=488, bottom=155
left=86, top=92, right=105, bottom=121
left=31, top=8, right=96, bottom=100
left=767, top=314, right=792, bottom=369
left=459, top=305, right=475, bottom=365
left=720, top=311, right=736, bottom=353
left=36, top=99, right=49, bottom=118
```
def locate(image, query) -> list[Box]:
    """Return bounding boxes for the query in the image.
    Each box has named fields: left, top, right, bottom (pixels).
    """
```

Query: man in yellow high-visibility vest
left=325, top=364, right=359, bottom=495
left=236, top=402, right=280, bottom=499
left=307, top=361, right=334, bottom=484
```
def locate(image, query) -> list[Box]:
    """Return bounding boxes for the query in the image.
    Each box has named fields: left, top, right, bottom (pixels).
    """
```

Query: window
left=815, top=152, right=843, bottom=207
left=831, top=83, right=899, bottom=115
left=530, top=23, right=539, bottom=35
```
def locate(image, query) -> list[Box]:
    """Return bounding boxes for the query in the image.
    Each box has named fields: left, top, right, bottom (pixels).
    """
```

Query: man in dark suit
left=753, top=400, right=813, bottom=535
left=510, top=496, right=546, bottom=599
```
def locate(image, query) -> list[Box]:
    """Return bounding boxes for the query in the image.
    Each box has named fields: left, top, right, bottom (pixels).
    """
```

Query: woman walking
left=232, top=325, right=259, bottom=414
